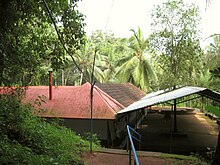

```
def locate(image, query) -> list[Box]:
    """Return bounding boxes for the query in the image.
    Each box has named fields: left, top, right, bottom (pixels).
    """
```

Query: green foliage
left=82, top=132, right=101, bottom=147
left=0, top=88, right=99, bottom=164
left=62, top=30, right=130, bottom=85
left=209, top=77, right=220, bottom=92
left=205, top=105, right=220, bottom=118
left=89, top=30, right=126, bottom=83
left=161, top=153, right=198, bottom=160
left=203, top=35, right=220, bottom=92
left=193, top=69, right=213, bottom=88
left=149, top=0, right=202, bottom=89
left=161, top=153, right=209, bottom=165
left=116, top=27, right=155, bottom=91
left=205, top=36, right=220, bottom=72
left=0, top=0, right=85, bottom=86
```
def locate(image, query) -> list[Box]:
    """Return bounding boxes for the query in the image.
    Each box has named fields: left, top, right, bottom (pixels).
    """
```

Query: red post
left=49, top=71, right=52, bottom=100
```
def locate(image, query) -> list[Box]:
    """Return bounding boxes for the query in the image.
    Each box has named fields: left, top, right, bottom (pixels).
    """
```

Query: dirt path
left=82, top=152, right=173, bottom=165
left=82, top=148, right=205, bottom=165
left=137, top=111, right=219, bottom=154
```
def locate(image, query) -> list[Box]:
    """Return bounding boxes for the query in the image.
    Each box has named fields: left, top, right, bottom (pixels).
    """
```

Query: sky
left=77, top=0, right=220, bottom=46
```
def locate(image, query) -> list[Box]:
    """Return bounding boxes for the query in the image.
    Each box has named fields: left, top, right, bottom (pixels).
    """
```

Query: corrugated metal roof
left=118, top=86, right=220, bottom=114
left=96, top=83, right=146, bottom=107
left=142, top=89, right=166, bottom=100
left=24, top=83, right=124, bottom=119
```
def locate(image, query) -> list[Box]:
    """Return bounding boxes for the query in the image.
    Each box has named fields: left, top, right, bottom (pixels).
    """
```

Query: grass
left=161, top=153, right=198, bottom=160
left=161, top=153, right=210, bottom=165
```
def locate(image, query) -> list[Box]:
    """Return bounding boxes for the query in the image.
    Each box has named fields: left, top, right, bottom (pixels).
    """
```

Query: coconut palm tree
left=193, top=69, right=213, bottom=88
left=116, top=27, right=155, bottom=91
left=73, top=40, right=103, bottom=85
left=88, top=30, right=126, bottom=83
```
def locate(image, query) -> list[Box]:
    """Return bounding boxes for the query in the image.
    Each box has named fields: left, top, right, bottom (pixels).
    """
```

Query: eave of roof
left=118, top=86, right=220, bottom=114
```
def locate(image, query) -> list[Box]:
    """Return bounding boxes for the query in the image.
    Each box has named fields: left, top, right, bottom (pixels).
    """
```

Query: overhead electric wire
left=105, top=0, right=115, bottom=30
left=43, top=0, right=100, bottom=154
left=42, top=0, right=90, bottom=82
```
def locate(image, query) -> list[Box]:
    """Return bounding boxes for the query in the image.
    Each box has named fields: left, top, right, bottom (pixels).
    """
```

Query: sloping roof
left=95, top=83, right=146, bottom=107
left=118, top=86, right=220, bottom=114
left=24, top=83, right=124, bottom=119
left=142, top=89, right=166, bottom=100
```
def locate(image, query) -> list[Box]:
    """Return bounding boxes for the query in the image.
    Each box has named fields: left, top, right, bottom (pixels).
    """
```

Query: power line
left=42, top=0, right=90, bottom=83
left=105, top=0, right=115, bottom=30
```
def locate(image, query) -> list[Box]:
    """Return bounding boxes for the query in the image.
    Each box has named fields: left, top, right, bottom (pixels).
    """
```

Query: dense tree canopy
left=1, top=0, right=219, bottom=93
left=149, top=0, right=202, bottom=89
left=203, top=36, right=220, bottom=91
left=0, top=0, right=85, bottom=86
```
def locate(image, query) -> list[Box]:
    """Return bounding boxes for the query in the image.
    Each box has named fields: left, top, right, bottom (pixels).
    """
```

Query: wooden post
left=173, top=99, right=177, bottom=132
left=173, top=86, right=177, bottom=132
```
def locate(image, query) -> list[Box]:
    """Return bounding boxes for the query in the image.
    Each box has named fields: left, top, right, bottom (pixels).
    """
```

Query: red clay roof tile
left=24, top=83, right=124, bottom=119
left=1, top=83, right=145, bottom=120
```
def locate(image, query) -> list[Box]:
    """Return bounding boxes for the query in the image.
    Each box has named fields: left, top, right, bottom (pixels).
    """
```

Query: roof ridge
left=94, top=86, right=125, bottom=113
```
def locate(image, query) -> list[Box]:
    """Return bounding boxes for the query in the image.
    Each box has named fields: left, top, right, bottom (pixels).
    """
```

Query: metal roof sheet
left=141, top=89, right=166, bottom=99
left=118, top=86, right=220, bottom=114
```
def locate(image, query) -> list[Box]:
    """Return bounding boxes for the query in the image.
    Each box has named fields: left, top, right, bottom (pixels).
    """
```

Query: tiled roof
left=1, top=83, right=145, bottom=119
left=95, top=83, right=146, bottom=107
left=24, top=83, right=124, bottom=119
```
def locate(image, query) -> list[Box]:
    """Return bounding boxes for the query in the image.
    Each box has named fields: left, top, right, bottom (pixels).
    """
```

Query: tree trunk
left=212, top=130, right=220, bottom=165
left=80, top=68, right=84, bottom=85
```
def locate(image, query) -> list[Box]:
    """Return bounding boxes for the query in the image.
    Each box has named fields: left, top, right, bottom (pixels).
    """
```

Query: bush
left=0, top=87, right=99, bottom=164
left=205, top=105, right=220, bottom=118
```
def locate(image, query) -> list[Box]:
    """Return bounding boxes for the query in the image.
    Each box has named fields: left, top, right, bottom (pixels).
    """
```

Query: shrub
left=0, top=87, right=99, bottom=164
left=205, top=105, right=220, bottom=118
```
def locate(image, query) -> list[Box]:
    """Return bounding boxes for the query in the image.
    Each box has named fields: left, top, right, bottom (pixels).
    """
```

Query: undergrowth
left=205, top=105, right=220, bottom=118
left=161, top=153, right=210, bottom=165
left=0, top=87, right=100, bottom=164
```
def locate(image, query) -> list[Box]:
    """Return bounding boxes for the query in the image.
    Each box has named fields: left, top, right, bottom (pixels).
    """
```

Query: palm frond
left=93, top=66, right=104, bottom=83
left=116, top=56, right=137, bottom=82
left=115, top=55, right=133, bottom=66
left=142, top=58, right=156, bottom=79
left=140, top=65, right=148, bottom=91
left=132, top=58, right=142, bottom=84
